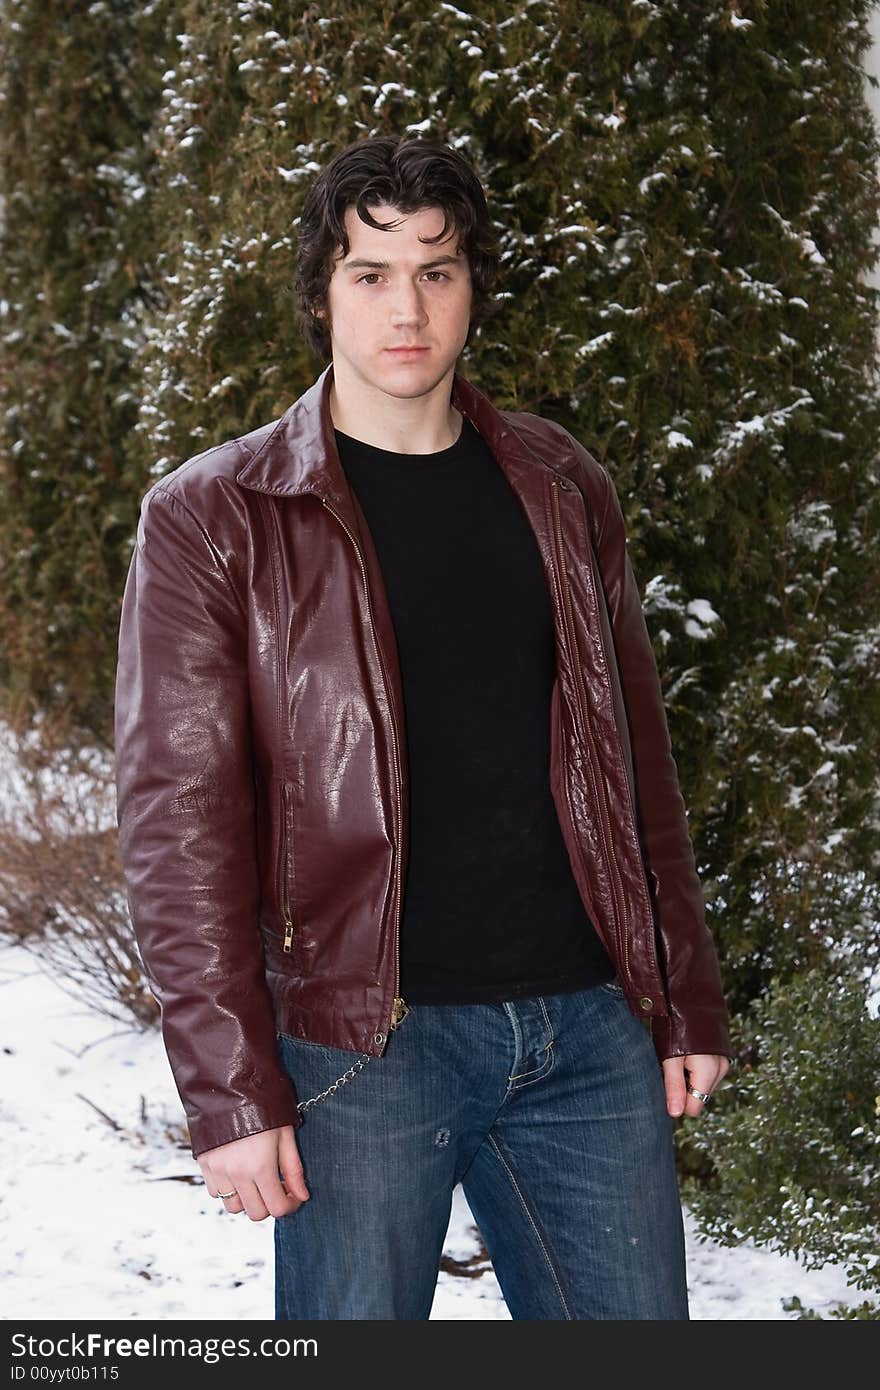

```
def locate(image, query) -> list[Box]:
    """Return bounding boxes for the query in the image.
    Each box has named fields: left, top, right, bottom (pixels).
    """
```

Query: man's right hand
left=197, top=1125, right=310, bottom=1220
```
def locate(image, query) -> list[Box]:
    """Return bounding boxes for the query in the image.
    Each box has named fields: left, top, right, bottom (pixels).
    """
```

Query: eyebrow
left=342, top=255, right=463, bottom=272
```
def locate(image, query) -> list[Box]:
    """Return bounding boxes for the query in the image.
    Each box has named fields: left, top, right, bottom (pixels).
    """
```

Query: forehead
left=340, top=203, right=462, bottom=257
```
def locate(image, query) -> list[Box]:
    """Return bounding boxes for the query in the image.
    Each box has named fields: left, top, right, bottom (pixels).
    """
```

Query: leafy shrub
left=679, top=962, right=880, bottom=1318
left=0, top=720, right=157, bottom=1029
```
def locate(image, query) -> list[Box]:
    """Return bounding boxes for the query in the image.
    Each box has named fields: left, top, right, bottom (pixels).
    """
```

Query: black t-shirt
left=333, top=413, right=615, bottom=1003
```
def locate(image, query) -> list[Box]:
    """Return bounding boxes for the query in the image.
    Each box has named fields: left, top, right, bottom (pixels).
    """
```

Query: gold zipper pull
left=390, top=996, right=408, bottom=1029
left=283, top=913, right=294, bottom=953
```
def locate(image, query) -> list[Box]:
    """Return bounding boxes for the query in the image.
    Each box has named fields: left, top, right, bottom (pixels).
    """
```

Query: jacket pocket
left=277, top=780, right=295, bottom=953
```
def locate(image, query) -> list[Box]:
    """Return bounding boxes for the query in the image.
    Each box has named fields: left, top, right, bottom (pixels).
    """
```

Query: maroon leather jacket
left=114, top=362, right=731, bottom=1159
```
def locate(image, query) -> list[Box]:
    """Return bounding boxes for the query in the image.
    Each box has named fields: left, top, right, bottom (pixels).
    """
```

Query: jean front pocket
left=276, top=1031, right=375, bottom=1120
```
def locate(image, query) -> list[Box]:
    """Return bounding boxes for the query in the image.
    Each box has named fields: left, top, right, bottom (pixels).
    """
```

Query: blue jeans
left=273, top=978, right=689, bottom=1319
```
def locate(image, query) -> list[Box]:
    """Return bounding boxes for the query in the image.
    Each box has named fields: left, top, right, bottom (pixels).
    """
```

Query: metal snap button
left=373, top=1032, right=385, bottom=1045
left=559, top=477, right=573, bottom=490
left=639, top=996, right=653, bottom=1011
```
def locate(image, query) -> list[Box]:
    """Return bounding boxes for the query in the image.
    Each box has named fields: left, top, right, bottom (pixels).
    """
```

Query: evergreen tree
left=133, top=0, right=880, bottom=1015
left=0, top=0, right=178, bottom=744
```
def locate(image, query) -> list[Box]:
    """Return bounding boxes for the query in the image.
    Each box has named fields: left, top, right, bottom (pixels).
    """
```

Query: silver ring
left=686, top=1083, right=712, bottom=1103
left=216, top=1188, right=237, bottom=1199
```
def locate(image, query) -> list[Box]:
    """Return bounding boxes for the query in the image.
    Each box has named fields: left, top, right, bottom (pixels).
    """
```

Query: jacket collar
left=233, top=360, right=565, bottom=499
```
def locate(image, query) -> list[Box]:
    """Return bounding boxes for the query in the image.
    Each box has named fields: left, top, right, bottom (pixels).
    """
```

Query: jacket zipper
left=321, top=498, right=407, bottom=1038
left=551, top=477, right=632, bottom=986
left=279, top=780, right=295, bottom=952
left=259, top=495, right=297, bottom=955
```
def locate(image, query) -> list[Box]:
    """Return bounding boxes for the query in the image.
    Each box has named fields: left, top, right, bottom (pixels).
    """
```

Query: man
left=114, top=135, right=732, bottom=1320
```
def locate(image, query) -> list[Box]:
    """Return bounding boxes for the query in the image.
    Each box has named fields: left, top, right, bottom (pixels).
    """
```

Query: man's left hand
left=661, top=1053, right=730, bottom=1119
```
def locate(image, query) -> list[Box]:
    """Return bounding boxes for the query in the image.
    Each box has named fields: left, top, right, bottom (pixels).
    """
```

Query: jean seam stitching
left=486, top=1131, right=572, bottom=1319
left=504, top=998, right=556, bottom=1083
left=507, top=1046, right=555, bottom=1088
left=538, top=996, right=554, bottom=1036
left=508, top=1057, right=548, bottom=1081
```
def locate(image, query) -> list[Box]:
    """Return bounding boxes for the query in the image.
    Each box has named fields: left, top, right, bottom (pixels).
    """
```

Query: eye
left=355, top=271, right=450, bottom=285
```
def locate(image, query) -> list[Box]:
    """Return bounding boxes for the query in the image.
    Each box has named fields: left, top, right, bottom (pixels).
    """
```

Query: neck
left=327, top=364, right=462, bottom=455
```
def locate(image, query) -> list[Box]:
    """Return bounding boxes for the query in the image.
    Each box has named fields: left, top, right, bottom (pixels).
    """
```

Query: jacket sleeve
left=114, top=484, right=303, bottom=1157
left=569, top=438, right=732, bottom=1063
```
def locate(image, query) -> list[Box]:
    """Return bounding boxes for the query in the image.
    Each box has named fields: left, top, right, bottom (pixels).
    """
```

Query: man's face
left=317, top=202, right=473, bottom=397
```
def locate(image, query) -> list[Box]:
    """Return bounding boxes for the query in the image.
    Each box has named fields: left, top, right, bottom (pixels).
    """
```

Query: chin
left=383, top=367, right=451, bottom=396
left=381, top=351, right=456, bottom=375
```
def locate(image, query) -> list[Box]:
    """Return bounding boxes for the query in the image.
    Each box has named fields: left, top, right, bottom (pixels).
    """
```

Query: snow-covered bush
left=0, top=720, right=157, bottom=1029
left=678, top=962, right=880, bottom=1318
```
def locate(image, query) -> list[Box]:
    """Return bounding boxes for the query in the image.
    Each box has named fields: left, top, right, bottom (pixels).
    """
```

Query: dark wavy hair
left=294, top=134, right=501, bottom=361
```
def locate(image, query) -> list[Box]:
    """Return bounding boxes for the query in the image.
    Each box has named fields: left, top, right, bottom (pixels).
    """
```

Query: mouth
left=385, top=346, right=430, bottom=356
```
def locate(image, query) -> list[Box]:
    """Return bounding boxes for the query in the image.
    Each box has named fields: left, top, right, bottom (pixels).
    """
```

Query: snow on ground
left=0, top=941, right=857, bottom=1321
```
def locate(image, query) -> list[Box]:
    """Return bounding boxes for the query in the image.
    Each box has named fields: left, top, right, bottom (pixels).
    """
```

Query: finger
left=203, top=1169, right=239, bottom=1204
left=261, top=1167, right=306, bottom=1218
left=229, top=1176, right=270, bottom=1223
left=682, top=1087, right=706, bottom=1119
left=661, top=1057, right=687, bottom=1117
left=278, top=1130, right=311, bottom=1204
left=217, top=1186, right=244, bottom=1214
left=683, top=1062, right=718, bottom=1117
left=686, top=1060, right=722, bottom=1097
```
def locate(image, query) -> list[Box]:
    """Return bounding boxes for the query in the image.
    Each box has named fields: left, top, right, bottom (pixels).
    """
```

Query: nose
left=389, top=280, right=429, bottom=327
